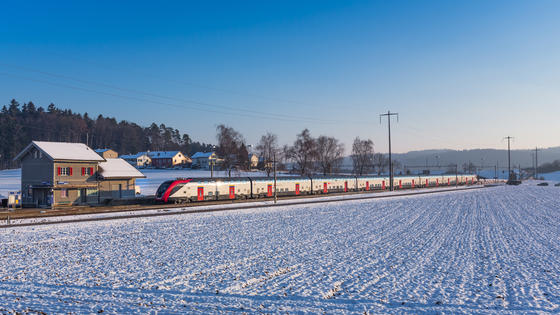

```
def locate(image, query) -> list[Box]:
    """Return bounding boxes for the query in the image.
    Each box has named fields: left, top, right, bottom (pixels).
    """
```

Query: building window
left=61, top=189, right=68, bottom=198
left=82, top=167, right=94, bottom=176
left=59, top=167, right=72, bottom=176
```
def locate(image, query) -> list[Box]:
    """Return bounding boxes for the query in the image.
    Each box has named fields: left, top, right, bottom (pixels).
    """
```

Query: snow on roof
left=148, top=151, right=180, bottom=159
left=120, top=154, right=139, bottom=159
left=98, top=158, right=146, bottom=179
left=15, top=141, right=105, bottom=162
left=191, top=151, right=215, bottom=159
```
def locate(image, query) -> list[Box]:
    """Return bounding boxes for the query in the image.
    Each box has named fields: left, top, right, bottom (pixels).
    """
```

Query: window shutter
left=69, top=167, right=73, bottom=176
left=81, top=167, right=85, bottom=176
left=90, top=167, right=94, bottom=175
left=57, top=167, right=61, bottom=175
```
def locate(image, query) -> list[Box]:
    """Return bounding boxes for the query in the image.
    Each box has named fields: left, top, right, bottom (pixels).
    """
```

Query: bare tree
left=256, top=132, right=279, bottom=177
left=215, top=124, right=246, bottom=177
left=284, top=129, right=316, bottom=175
left=316, top=135, right=344, bottom=175
left=462, top=161, right=475, bottom=173
left=351, top=137, right=374, bottom=175
left=373, top=153, right=388, bottom=175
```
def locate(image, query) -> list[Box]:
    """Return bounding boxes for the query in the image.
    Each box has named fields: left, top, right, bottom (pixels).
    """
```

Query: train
left=155, top=174, right=478, bottom=203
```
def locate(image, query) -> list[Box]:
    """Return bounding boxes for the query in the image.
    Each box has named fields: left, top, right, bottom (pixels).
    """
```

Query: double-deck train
left=155, top=174, right=478, bottom=203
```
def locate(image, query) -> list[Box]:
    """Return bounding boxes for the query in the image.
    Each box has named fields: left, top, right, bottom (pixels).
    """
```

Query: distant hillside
left=341, top=147, right=560, bottom=173
left=0, top=99, right=214, bottom=169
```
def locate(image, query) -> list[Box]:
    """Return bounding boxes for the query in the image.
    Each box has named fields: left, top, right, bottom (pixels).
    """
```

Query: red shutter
left=57, top=167, right=61, bottom=175
left=69, top=167, right=73, bottom=176
left=81, top=167, right=85, bottom=176
left=90, top=167, right=94, bottom=175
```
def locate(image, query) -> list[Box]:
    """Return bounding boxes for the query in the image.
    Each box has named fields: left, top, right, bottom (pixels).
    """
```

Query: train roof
left=172, top=173, right=477, bottom=183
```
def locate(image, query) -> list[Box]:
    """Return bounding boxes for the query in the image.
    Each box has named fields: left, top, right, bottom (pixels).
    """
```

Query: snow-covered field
left=1, top=185, right=559, bottom=313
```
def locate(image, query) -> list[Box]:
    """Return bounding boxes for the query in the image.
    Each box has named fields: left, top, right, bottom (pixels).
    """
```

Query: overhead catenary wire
left=0, top=63, right=371, bottom=125
left=0, top=71, right=369, bottom=125
left=38, top=50, right=344, bottom=110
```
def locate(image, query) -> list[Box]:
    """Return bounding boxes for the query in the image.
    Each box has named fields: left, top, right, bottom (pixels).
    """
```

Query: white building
left=120, top=153, right=152, bottom=168
left=191, top=152, right=218, bottom=169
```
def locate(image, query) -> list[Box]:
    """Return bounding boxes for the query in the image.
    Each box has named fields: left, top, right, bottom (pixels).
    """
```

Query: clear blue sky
left=1, top=0, right=559, bottom=153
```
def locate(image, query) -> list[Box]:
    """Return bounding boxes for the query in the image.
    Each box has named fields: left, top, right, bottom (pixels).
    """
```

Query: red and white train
left=155, top=174, right=478, bottom=203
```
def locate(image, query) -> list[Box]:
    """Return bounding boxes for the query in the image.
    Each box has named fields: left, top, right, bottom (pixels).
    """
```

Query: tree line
left=0, top=99, right=213, bottom=169
left=215, top=125, right=391, bottom=176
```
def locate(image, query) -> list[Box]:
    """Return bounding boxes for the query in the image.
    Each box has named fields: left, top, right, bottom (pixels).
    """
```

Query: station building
left=15, top=141, right=145, bottom=208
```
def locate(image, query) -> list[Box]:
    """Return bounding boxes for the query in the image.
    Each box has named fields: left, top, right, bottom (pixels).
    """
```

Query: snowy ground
left=0, top=185, right=559, bottom=313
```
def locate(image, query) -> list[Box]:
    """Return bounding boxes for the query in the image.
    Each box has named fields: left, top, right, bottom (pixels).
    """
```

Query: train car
left=310, top=176, right=358, bottom=194
left=156, top=174, right=478, bottom=203
left=251, top=176, right=312, bottom=198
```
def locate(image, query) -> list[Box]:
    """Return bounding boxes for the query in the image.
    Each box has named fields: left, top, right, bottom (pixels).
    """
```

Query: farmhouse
left=120, top=153, right=152, bottom=167
left=191, top=151, right=218, bottom=169
left=14, top=141, right=145, bottom=208
left=94, top=148, right=118, bottom=159
left=249, top=153, right=259, bottom=169
left=143, top=151, right=191, bottom=168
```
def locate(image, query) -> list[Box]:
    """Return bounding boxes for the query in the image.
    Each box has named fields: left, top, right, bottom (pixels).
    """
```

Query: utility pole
left=380, top=110, right=399, bottom=191
left=534, top=147, right=540, bottom=179
left=210, top=159, right=214, bottom=178
left=455, top=164, right=458, bottom=188
left=504, top=136, right=513, bottom=181
left=273, top=152, right=277, bottom=203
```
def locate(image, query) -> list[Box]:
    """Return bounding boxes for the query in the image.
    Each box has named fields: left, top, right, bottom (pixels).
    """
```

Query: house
left=97, top=158, right=146, bottom=201
left=120, top=153, right=151, bottom=168
left=14, top=141, right=145, bottom=208
left=94, top=148, right=118, bottom=159
left=249, top=153, right=259, bottom=169
left=191, top=151, right=218, bottom=169
left=141, top=151, right=191, bottom=168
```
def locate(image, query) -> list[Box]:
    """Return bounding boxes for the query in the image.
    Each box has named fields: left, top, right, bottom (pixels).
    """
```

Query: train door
left=267, top=184, right=273, bottom=197
left=448, top=178, right=450, bottom=186
left=436, top=179, right=439, bottom=187
left=399, top=180, right=402, bottom=189
left=229, top=186, right=235, bottom=199
left=197, top=187, right=204, bottom=201
left=426, top=179, right=429, bottom=187
left=323, top=182, right=328, bottom=193
left=365, top=181, right=369, bottom=191
left=382, top=180, right=385, bottom=190
left=295, top=183, right=300, bottom=195
left=412, top=179, right=415, bottom=188
left=344, top=181, right=348, bottom=192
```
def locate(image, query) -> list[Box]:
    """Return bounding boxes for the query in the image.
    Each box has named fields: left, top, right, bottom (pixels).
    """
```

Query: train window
left=208, top=192, right=213, bottom=196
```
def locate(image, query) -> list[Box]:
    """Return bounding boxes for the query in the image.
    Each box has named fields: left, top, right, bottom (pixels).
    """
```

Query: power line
left=39, top=50, right=332, bottom=110
left=0, top=71, right=370, bottom=125
left=1, top=63, right=365, bottom=125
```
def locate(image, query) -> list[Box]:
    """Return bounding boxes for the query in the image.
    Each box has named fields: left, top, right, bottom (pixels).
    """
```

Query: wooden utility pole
left=380, top=111, right=399, bottom=191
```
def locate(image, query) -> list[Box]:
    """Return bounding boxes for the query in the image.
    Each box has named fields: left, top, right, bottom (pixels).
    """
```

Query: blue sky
left=1, top=1, right=559, bottom=153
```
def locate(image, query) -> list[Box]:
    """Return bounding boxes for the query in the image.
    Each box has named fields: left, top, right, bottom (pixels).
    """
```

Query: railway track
left=0, top=185, right=488, bottom=228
